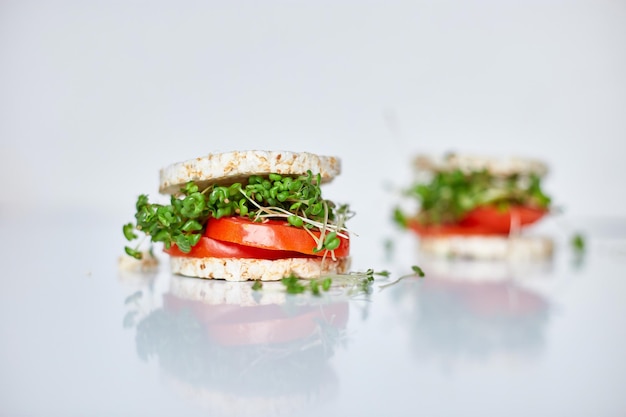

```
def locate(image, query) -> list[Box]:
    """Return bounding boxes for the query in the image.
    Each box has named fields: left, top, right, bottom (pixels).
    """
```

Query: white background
left=1, top=4, right=626, bottom=416
left=2, top=0, right=625, bottom=242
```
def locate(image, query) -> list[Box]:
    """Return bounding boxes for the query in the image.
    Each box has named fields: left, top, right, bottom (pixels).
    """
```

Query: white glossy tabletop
left=1, top=208, right=625, bottom=417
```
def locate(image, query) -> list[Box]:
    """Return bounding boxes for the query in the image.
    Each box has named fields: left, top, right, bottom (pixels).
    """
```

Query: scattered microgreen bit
left=412, top=265, right=425, bottom=277
left=281, top=275, right=307, bottom=294
left=274, top=269, right=400, bottom=297
left=571, top=232, right=586, bottom=253
left=124, top=246, right=143, bottom=260
left=251, top=280, right=263, bottom=291
left=310, top=279, right=321, bottom=296
left=392, top=207, right=408, bottom=229
left=280, top=275, right=336, bottom=296
left=379, top=265, right=426, bottom=290
left=123, top=223, right=137, bottom=240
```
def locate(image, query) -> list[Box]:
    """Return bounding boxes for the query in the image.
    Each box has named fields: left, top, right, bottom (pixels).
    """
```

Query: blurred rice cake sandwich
left=394, top=153, right=554, bottom=260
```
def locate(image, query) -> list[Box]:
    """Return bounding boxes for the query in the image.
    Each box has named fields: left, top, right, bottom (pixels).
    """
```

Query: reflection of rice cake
left=418, top=235, right=554, bottom=261
left=134, top=276, right=349, bottom=416
left=168, top=274, right=288, bottom=306
left=417, top=253, right=553, bottom=282
left=398, top=153, right=554, bottom=261
left=393, top=255, right=552, bottom=364
left=412, top=281, right=549, bottom=365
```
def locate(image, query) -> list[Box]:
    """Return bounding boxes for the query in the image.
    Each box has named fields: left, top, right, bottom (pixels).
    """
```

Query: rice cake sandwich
left=394, top=153, right=554, bottom=260
left=123, top=150, right=353, bottom=281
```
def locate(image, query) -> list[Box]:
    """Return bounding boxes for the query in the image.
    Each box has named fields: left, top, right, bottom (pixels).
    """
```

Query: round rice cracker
left=169, top=256, right=352, bottom=282
left=414, top=154, right=549, bottom=178
left=418, top=235, right=554, bottom=261
left=159, top=150, right=341, bottom=195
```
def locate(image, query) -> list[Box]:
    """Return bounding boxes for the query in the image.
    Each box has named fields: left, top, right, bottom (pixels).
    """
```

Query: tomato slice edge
left=164, top=234, right=318, bottom=260
left=409, top=205, right=548, bottom=237
left=205, top=216, right=350, bottom=258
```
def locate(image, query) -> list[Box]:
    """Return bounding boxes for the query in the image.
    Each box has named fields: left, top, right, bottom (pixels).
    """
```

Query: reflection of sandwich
left=391, top=256, right=551, bottom=361
left=123, top=150, right=353, bottom=281
left=395, top=153, right=554, bottom=260
left=133, top=275, right=349, bottom=416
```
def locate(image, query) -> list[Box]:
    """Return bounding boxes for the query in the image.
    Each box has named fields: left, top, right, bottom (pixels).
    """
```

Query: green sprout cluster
left=398, top=169, right=552, bottom=226
left=124, top=170, right=352, bottom=259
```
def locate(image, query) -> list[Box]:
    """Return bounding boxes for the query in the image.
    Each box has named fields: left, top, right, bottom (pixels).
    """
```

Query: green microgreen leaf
left=281, top=276, right=306, bottom=294
left=123, top=223, right=137, bottom=241
left=323, top=232, right=340, bottom=251
left=136, top=194, right=149, bottom=210
left=379, top=265, right=426, bottom=290
left=310, top=279, right=321, bottom=296
left=188, top=232, right=202, bottom=248
left=392, top=207, right=408, bottom=229
left=181, top=193, right=205, bottom=218
left=124, top=246, right=143, bottom=260
left=181, top=219, right=202, bottom=232
left=412, top=265, right=425, bottom=277
left=287, top=215, right=304, bottom=227
left=321, top=277, right=332, bottom=291
left=174, top=234, right=192, bottom=253
left=251, top=280, right=263, bottom=291
left=184, top=182, right=199, bottom=194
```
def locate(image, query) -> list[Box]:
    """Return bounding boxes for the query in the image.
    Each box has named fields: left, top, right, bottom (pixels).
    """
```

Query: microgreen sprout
left=279, top=275, right=334, bottom=296
left=378, top=265, right=425, bottom=291
left=392, top=207, right=408, bottom=229
left=412, top=265, right=426, bottom=276
left=281, top=276, right=308, bottom=294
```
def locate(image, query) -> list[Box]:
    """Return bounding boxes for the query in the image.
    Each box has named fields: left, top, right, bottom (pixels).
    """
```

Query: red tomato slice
left=164, top=234, right=317, bottom=260
left=409, top=205, right=547, bottom=237
left=458, top=205, right=547, bottom=234
left=408, top=221, right=503, bottom=237
left=205, top=216, right=350, bottom=258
